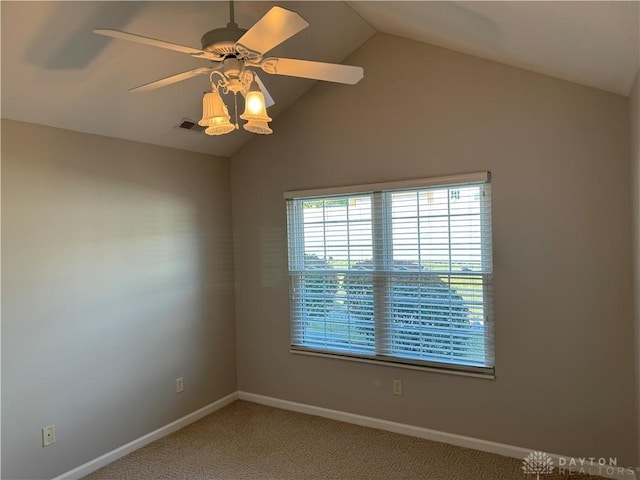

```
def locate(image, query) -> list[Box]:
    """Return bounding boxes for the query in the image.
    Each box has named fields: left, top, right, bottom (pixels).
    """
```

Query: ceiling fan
left=94, top=2, right=364, bottom=136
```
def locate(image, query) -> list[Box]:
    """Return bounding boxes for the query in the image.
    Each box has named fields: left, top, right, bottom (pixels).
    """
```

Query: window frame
left=284, top=172, right=494, bottom=379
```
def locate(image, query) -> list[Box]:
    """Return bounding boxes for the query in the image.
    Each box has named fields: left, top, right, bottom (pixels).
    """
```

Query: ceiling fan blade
left=235, top=7, right=308, bottom=58
left=260, top=58, right=364, bottom=85
left=129, top=67, right=217, bottom=93
left=253, top=73, right=275, bottom=107
left=94, top=29, right=222, bottom=61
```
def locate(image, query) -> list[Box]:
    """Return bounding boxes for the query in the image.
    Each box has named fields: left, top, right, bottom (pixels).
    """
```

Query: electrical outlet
left=42, top=425, right=56, bottom=447
left=392, top=379, right=403, bottom=395
left=176, top=377, right=184, bottom=393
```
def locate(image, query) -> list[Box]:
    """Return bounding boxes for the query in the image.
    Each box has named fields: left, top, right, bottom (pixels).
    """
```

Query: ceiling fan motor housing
left=222, top=57, right=243, bottom=79
left=200, top=26, right=247, bottom=57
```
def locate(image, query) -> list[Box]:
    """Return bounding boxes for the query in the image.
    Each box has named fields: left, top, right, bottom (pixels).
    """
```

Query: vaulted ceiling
left=2, top=1, right=638, bottom=158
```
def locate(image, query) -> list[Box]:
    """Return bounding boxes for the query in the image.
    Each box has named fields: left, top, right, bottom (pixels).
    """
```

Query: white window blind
left=286, top=173, right=494, bottom=376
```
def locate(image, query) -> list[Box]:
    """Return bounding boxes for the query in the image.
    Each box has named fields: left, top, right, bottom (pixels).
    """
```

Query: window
left=285, top=172, right=494, bottom=377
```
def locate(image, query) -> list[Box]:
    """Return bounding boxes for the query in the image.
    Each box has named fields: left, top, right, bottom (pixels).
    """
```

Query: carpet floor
left=84, top=400, right=606, bottom=479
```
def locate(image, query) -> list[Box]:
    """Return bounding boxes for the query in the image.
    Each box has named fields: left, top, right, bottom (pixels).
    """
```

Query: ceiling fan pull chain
left=233, top=92, right=240, bottom=130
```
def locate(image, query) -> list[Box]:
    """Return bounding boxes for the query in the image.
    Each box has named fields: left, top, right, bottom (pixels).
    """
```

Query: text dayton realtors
left=557, top=457, right=635, bottom=477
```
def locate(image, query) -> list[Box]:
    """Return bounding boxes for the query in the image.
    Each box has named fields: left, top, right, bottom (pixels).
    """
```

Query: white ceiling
left=348, top=1, right=640, bottom=97
left=2, top=1, right=638, bottom=158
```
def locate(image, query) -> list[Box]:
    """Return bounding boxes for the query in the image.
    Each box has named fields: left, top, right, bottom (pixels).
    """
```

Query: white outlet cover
left=393, top=379, right=403, bottom=395
left=42, top=425, right=56, bottom=447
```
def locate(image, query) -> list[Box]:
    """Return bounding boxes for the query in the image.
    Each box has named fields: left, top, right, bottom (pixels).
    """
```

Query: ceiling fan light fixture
left=240, top=79, right=272, bottom=135
left=96, top=3, right=364, bottom=139
left=199, top=88, right=235, bottom=135
left=204, top=120, right=236, bottom=136
left=243, top=119, right=273, bottom=135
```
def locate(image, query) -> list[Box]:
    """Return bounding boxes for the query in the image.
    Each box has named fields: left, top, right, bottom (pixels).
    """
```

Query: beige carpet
left=84, top=400, right=605, bottom=480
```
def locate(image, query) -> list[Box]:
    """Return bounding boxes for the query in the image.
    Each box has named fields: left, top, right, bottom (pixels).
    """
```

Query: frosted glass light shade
left=199, top=89, right=235, bottom=136
left=240, top=80, right=272, bottom=135
left=243, top=119, right=273, bottom=135
left=244, top=91, right=267, bottom=117
left=204, top=120, right=235, bottom=136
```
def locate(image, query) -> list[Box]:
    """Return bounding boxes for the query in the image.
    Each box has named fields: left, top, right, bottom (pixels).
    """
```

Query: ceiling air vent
left=177, top=119, right=206, bottom=133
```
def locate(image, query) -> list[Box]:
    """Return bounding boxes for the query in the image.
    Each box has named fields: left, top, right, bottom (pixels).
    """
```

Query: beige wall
left=231, top=33, right=635, bottom=464
left=1, top=120, right=237, bottom=479
left=632, top=70, right=640, bottom=467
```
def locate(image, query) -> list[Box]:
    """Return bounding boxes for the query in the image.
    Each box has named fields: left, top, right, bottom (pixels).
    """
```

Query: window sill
left=290, top=348, right=496, bottom=380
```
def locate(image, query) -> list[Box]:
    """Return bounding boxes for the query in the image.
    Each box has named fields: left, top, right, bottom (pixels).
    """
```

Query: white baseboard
left=51, top=390, right=637, bottom=480
left=238, top=391, right=637, bottom=480
left=53, top=392, right=239, bottom=480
